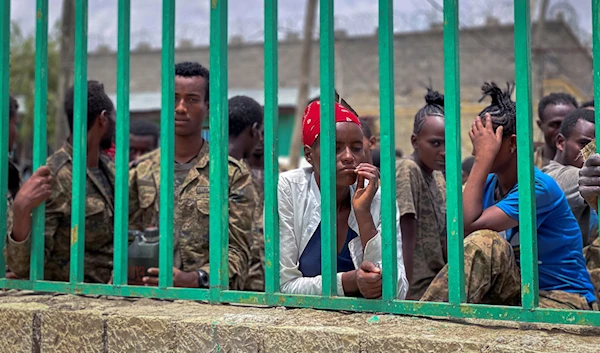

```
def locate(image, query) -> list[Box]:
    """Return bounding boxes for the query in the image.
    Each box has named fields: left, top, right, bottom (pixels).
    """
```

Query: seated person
left=395, top=89, right=447, bottom=300
left=542, top=109, right=596, bottom=246
left=579, top=140, right=600, bottom=301
left=422, top=82, right=596, bottom=310
left=278, top=100, right=408, bottom=298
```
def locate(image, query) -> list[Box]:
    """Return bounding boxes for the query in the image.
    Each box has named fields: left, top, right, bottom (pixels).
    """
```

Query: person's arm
left=580, top=153, right=600, bottom=213
left=6, top=167, right=65, bottom=279
left=394, top=160, right=420, bottom=288
left=10, top=167, right=53, bottom=242
left=218, top=164, right=253, bottom=290
left=463, top=115, right=518, bottom=235
left=400, top=215, right=417, bottom=285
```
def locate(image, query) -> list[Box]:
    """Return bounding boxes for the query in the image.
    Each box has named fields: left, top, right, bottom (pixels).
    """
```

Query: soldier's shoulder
left=132, top=149, right=161, bottom=173
left=227, top=156, right=251, bottom=176
left=46, top=148, right=72, bottom=176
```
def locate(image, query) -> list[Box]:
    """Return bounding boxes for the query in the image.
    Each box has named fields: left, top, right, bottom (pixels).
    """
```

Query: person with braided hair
left=422, top=82, right=597, bottom=310
left=395, top=89, right=447, bottom=300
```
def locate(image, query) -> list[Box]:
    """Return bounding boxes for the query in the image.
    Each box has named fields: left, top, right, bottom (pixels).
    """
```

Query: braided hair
left=478, top=82, right=516, bottom=137
left=413, top=89, right=444, bottom=134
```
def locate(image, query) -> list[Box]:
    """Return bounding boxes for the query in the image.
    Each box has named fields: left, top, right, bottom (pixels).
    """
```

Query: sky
left=8, top=0, right=593, bottom=50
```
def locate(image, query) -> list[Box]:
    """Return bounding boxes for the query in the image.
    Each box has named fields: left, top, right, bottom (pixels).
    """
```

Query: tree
left=10, top=22, right=61, bottom=165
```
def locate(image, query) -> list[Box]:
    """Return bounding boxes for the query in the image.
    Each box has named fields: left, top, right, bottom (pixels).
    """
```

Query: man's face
left=537, top=103, right=577, bottom=151
left=174, top=75, right=208, bottom=137
left=129, top=134, right=156, bottom=161
left=557, top=119, right=595, bottom=168
left=8, top=114, right=18, bottom=153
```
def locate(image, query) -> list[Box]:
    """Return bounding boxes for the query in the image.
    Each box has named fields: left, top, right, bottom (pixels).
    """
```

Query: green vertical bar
left=158, top=0, right=175, bottom=289
left=30, top=0, right=49, bottom=281
left=69, top=0, right=88, bottom=284
left=319, top=0, right=337, bottom=297
left=0, top=0, right=10, bottom=278
left=514, top=0, right=538, bottom=309
left=264, top=0, right=280, bottom=301
left=209, top=0, right=229, bottom=302
left=113, top=0, right=131, bottom=286
left=378, top=0, right=398, bottom=302
left=593, top=0, right=600, bottom=158
left=443, top=0, right=465, bottom=304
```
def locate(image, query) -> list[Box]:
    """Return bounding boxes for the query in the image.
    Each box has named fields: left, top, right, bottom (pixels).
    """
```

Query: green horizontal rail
left=2, top=279, right=600, bottom=326
left=1, top=0, right=600, bottom=329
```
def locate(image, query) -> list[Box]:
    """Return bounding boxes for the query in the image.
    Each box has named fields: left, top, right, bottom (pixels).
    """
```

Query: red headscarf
left=301, top=101, right=361, bottom=146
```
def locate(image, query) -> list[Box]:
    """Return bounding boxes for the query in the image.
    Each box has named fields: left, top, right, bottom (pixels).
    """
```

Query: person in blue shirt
left=422, top=82, right=596, bottom=310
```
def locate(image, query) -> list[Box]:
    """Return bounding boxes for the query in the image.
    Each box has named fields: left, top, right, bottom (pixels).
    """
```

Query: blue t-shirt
left=482, top=168, right=596, bottom=303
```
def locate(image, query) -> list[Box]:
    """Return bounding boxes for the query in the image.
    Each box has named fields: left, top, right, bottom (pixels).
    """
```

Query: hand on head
left=469, top=114, right=503, bottom=159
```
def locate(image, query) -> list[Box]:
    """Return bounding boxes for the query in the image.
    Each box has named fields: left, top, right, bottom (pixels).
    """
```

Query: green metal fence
left=1, top=0, right=600, bottom=326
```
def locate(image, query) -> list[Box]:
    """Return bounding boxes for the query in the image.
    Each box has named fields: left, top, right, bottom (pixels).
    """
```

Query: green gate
left=1, top=0, right=600, bottom=326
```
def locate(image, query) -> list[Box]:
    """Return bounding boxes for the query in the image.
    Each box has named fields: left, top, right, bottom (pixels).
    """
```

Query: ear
left=250, top=122, right=259, bottom=138
left=411, top=133, right=418, bottom=150
left=95, top=110, right=108, bottom=130
left=556, top=133, right=566, bottom=152
left=304, top=145, right=313, bottom=165
left=369, top=136, right=377, bottom=150
left=536, top=119, right=542, bottom=129
left=509, top=134, right=517, bottom=151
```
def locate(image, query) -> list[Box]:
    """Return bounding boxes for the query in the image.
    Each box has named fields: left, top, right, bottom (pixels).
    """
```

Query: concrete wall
left=1, top=292, right=600, bottom=352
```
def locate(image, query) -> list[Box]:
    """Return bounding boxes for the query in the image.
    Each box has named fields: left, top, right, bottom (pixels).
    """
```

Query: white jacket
left=278, top=167, right=408, bottom=299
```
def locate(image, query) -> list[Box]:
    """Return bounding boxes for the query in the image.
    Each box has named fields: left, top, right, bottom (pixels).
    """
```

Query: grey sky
left=9, top=0, right=592, bottom=50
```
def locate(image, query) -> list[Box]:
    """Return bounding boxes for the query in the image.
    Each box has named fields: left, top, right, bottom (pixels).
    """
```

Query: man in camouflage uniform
left=227, top=95, right=264, bottom=291
left=421, top=230, right=594, bottom=310
left=6, top=81, right=116, bottom=283
left=129, top=62, right=255, bottom=290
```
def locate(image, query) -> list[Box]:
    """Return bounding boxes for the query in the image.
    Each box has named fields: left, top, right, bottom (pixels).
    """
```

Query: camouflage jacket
left=243, top=161, right=265, bottom=291
left=128, top=143, right=256, bottom=290
left=5, top=143, right=115, bottom=283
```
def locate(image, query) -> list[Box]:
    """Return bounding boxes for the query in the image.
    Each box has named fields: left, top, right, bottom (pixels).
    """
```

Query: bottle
left=127, top=227, right=160, bottom=285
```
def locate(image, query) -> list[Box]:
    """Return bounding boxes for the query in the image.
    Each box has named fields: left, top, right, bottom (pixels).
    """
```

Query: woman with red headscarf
left=278, top=100, right=408, bottom=298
